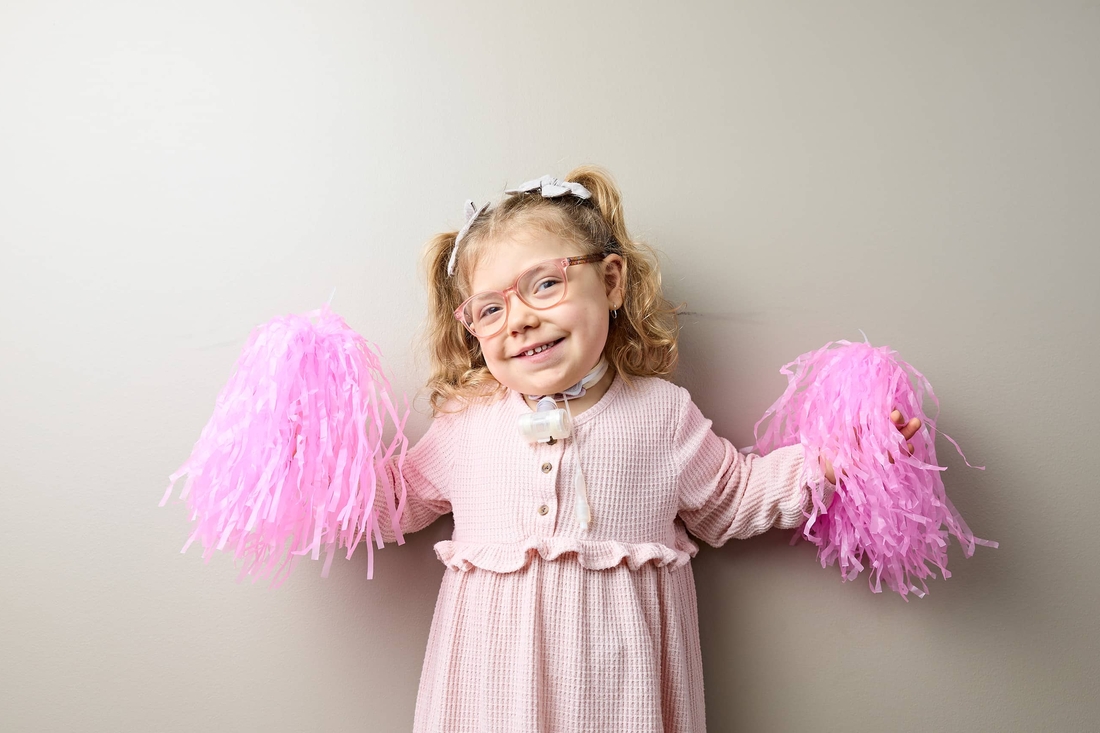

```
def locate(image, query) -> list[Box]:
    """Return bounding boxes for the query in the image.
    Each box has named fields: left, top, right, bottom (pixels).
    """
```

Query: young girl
left=379, top=166, right=915, bottom=732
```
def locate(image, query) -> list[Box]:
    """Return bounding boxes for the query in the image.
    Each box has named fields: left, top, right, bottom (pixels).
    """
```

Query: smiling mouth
left=515, top=338, right=563, bottom=358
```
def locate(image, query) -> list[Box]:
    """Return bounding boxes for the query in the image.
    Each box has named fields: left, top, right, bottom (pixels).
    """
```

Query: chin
left=495, top=371, right=564, bottom=397
left=510, top=377, right=558, bottom=396
left=491, top=354, right=591, bottom=397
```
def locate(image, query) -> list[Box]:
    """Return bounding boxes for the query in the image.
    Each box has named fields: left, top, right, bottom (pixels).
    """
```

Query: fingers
left=901, top=417, right=921, bottom=440
left=891, top=410, right=922, bottom=439
left=891, top=409, right=921, bottom=456
left=867, top=411, right=924, bottom=460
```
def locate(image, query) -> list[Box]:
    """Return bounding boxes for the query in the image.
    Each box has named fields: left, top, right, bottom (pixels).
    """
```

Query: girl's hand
left=822, top=409, right=922, bottom=484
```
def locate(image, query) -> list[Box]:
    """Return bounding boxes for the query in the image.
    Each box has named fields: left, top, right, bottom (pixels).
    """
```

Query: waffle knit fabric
left=379, top=374, right=833, bottom=732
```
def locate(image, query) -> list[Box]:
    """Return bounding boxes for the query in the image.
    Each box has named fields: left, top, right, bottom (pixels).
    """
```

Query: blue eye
left=478, top=304, right=503, bottom=321
left=533, top=277, right=563, bottom=295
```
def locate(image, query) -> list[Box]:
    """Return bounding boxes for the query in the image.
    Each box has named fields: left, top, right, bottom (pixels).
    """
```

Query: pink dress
left=381, top=375, right=829, bottom=732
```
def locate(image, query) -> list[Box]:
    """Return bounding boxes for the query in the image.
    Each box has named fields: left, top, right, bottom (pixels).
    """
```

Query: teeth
left=523, top=341, right=555, bottom=357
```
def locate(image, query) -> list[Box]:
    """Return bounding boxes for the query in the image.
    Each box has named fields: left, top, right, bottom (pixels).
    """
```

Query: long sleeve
left=374, top=412, right=457, bottom=543
left=674, top=395, right=830, bottom=547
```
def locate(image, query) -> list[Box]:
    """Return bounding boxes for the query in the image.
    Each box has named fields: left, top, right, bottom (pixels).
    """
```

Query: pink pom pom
left=753, top=340, right=996, bottom=599
left=160, top=306, right=409, bottom=586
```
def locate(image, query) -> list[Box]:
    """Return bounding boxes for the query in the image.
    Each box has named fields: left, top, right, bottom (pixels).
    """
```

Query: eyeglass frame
left=453, top=253, right=608, bottom=338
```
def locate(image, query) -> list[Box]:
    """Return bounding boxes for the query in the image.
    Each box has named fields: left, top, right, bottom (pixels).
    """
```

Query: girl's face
left=466, top=229, right=623, bottom=399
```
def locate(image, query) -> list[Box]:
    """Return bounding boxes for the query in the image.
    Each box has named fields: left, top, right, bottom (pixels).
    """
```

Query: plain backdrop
left=2, top=2, right=1097, bottom=731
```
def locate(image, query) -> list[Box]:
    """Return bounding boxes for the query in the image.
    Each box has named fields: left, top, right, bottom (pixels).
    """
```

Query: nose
left=506, top=290, right=539, bottom=334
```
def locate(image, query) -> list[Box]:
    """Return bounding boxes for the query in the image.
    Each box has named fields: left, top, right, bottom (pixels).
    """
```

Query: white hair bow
left=505, top=174, right=592, bottom=200
left=447, top=199, right=490, bottom=276
left=446, top=175, right=592, bottom=278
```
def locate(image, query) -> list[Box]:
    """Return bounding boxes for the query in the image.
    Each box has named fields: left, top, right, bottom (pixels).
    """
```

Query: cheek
left=575, top=306, right=610, bottom=350
left=594, top=318, right=611, bottom=351
left=478, top=337, right=508, bottom=365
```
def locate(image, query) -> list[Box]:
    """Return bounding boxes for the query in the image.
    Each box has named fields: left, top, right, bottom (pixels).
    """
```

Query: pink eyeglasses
left=454, top=254, right=606, bottom=338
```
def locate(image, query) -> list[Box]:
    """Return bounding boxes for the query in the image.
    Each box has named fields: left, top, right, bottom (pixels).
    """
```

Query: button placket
left=534, top=440, right=565, bottom=530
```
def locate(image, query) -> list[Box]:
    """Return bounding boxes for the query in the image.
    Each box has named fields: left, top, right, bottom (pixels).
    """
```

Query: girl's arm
left=373, top=414, right=455, bottom=544
left=674, top=397, right=834, bottom=547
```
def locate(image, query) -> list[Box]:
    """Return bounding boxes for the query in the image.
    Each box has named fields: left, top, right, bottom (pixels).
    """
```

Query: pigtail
left=564, top=165, right=630, bottom=252
left=564, top=166, right=681, bottom=381
left=423, top=232, right=501, bottom=414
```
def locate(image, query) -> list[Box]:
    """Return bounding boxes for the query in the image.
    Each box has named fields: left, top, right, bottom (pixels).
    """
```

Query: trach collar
left=518, top=358, right=608, bottom=444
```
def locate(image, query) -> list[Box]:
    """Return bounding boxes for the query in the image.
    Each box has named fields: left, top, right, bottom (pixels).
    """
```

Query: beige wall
left=2, top=1, right=1097, bottom=731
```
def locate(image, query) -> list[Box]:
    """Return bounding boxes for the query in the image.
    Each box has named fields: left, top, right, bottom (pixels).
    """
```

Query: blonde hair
left=422, top=165, right=679, bottom=414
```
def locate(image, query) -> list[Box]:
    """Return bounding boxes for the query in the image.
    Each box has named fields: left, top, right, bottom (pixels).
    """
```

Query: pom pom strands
left=160, top=306, right=409, bottom=586
left=753, top=340, right=996, bottom=600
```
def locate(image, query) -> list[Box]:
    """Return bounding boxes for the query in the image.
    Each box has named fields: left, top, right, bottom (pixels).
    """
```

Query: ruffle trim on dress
left=433, top=538, right=696, bottom=573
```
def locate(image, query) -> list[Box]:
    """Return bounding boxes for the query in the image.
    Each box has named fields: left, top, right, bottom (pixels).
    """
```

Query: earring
left=611, top=309, right=619, bottom=319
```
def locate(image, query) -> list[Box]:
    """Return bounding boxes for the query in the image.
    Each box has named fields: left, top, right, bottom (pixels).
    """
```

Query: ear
left=601, top=254, right=625, bottom=309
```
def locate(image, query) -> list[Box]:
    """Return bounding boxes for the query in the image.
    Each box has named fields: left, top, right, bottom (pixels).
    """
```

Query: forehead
left=466, top=229, right=585, bottom=292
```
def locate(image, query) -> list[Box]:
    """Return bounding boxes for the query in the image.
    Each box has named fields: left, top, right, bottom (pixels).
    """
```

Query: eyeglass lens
left=462, top=260, right=567, bottom=336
